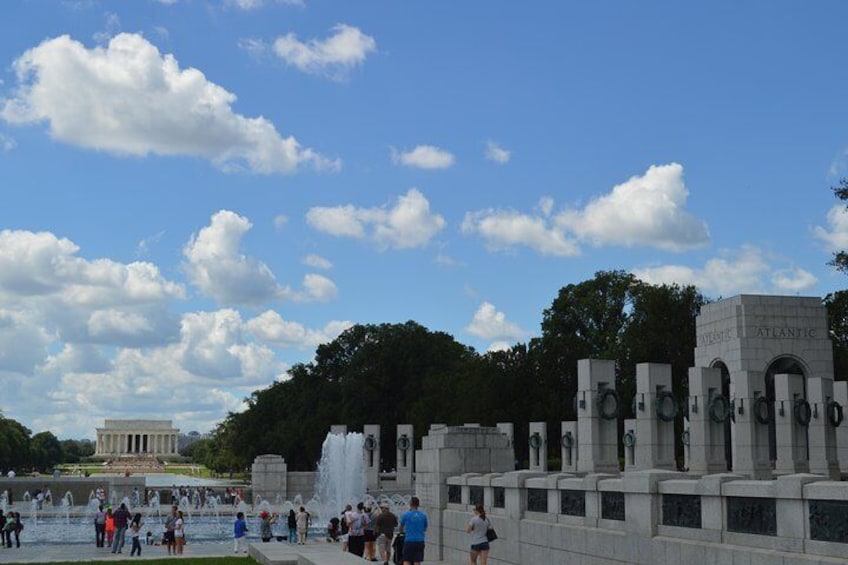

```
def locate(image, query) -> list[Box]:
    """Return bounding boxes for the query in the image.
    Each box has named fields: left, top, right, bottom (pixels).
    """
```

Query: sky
left=2, top=1, right=848, bottom=441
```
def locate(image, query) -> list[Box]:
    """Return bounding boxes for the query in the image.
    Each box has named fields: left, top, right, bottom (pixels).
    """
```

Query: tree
left=30, top=431, right=63, bottom=472
left=824, top=291, right=848, bottom=380
left=828, top=178, right=848, bottom=273
left=0, top=416, right=31, bottom=471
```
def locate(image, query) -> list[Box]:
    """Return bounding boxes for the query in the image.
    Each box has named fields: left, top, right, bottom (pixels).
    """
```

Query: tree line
left=0, top=414, right=94, bottom=473
left=191, top=270, right=836, bottom=473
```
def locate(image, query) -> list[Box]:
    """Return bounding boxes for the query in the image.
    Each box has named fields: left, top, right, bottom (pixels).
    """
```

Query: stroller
left=391, top=532, right=405, bottom=565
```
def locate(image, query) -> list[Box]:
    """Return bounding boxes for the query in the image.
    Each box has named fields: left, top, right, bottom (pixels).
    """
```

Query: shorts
left=376, top=533, right=392, bottom=553
left=402, top=540, right=425, bottom=563
left=164, top=531, right=175, bottom=543
left=364, top=530, right=376, bottom=542
left=471, top=542, right=490, bottom=552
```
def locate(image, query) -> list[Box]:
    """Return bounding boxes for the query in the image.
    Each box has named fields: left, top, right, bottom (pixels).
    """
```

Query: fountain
left=59, top=492, right=73, bottom=523
left=313, top=432, right=366, bottom=525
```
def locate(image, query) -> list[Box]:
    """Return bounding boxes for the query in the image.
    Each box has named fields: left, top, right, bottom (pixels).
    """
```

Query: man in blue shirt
left=399, top=496, right=428, bottom=565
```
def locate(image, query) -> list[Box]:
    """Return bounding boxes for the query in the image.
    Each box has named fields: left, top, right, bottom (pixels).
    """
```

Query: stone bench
left=249, top=544, right=365, bottom=565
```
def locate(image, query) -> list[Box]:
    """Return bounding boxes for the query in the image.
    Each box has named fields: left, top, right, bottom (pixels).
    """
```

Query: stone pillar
left=730, top=370, right=771, bottom=479
left=835, top=381, right=848, bottom=473
left=528, top=422, right=547, bottom=472
left=687, top=367, right=727, bottom=475
left=807, top=377, right=840, bottom=478
left=251, top=454, right=288, bottom=502
left=363, top=424, right=380, bottom=492
left=415, top=425, right=513, bottom=562
left=496, top=423, right=514, bottom=449
left=396, top=424, right=414, bottom=488
left=560, top=421, right=577, bottom=473
left=576, top=358, right=619, bottom=474
left=633, top=362, right=675, bottom=470
left=330, top=425, right=348, bottom=435
left=773, top=373, right=808, bottom=474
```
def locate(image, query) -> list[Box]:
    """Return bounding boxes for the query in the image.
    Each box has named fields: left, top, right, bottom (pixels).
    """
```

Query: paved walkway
left=0, top=540, right=453, bottom=564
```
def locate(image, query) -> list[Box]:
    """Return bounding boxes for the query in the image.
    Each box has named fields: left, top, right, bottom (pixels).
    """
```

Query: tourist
left=374, top=503, right=399, bottom=565
left=0, top=509, right=7, bottom=548
left=399, top=496, right=427, bottom=565
left=129, top=513, right=144, bottom=556
left=326, top=516, right=340, bottom=542
left=174, top=510, right=185, bottom=555
left=339, top=504, right=351, bottom=552
left=259, top=511, right=277, bottom=542
left=296, top=505, right=310, bottom=545
left=345, top=502, right=366, bottom=557
left=164, top=505, right=177, bottom=555
left=233, top=511, right=248, bottom=554
left=94, top=504, right=107, bottom=547
left=105, top=508, right=116, bottom=547
left=111, top=502, right=132, bottom=553
left=364, top=505, right=377, bottom=560
left=465, top=504, right=491, bottom=565
left=287, top=509, right=297, bottom=543
left=7, top=512, right=22, bottom=548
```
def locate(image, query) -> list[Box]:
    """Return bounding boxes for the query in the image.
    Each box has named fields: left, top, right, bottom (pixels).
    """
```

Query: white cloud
left=813, top=204, right=848, bottom=251
left=303, top=254, right=332, bottom=269
left=228, top=0, right=304, bottom=9
left=0, top=134, right=16, bottom=152
left=465, top=302, right=524, bottom=344
left=435, top=253, right=462, bottom=267
left=273, top=214, right=289, bottom=229
left=294, top=273, right=338, bottom=302
left=273, top=24, right=375, bottom=80
left=464, top=163, right=710, bottom=256
left=92, top=13, right=121, bottom=44
left=307, top=189, right=446, bottom=249
left=1, top=33, right=338, bottom=175
left=392, top=145, right=455, bottom=170
left=487, top=341, right=512, bottom=353
left=461, top=208, right=580, bottom=257
left=136, top=230, right=165, bottom=257
left=632, top=246, right=816, bottom=297
left=182, top=210, right=285, bottom=305
left=558, top=163, right=710, bottom=251
left=772, top=268, right=818, bottom=293
left=485, top=140, right=510, bottom=164
left=247, top=310, right=352, bottom=349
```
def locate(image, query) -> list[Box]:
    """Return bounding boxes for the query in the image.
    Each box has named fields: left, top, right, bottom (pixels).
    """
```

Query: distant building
left=95, top=419, right=180, bottom=457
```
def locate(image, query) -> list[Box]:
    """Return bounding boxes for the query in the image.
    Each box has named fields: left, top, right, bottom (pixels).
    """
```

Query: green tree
left=824, top=291, right=848, bottom=380
left=0, top=416, right=31, bottom=471
left=30, top=431, right=63, bottom=472
left=828, top=178, right=848, bottom=273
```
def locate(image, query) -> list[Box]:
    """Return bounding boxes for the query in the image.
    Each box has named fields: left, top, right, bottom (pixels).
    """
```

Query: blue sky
left=2, top=0, right=848, bottom=440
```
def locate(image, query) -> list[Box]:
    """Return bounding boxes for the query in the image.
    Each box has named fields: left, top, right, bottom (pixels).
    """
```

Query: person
left=399, top=496, right=427, bottom=565
left=287, top=509, right=297, bottom=544
left=259, top=511, right=277, bottom=543
left=374, top=504, right=399, bottom=565
left=0, top=509, right=7, bottom=548
left=7, top=512, right=24, bottom=547
left=345, top=502, right=365, bottom=557
left=94, top=504, right=106, bottom=547
left=111, top=502, right=131, bottom=553
left=105, top=508, right=116, bottom=548
left=339, top=504, right=352, bottom=552
left=233, top=511, right=248, bottom=554
left=464, top=504, right=491, bottom=565
left=164, top=506, right=177, bottom=555
left=296, top=505, right=309, bottom=545
left=326, top=517, right=340, bottom=542
left=174, top=510, right=185, bottom=555
left=364, top=505, right=377, bottom=561
left=129, top=513, right=144, bottom=556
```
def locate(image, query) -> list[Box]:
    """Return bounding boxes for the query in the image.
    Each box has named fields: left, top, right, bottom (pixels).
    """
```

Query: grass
left=20, top=559, right=252, bottom=565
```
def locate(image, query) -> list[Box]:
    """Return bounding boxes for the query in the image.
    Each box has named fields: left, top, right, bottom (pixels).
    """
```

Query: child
left=104, top=508, right=115, bottom=548
left=129, top=513, right=143, bottom=556
left=146, top=531, right=153, bottom=546
left=233, top=511, right=248, bottom=554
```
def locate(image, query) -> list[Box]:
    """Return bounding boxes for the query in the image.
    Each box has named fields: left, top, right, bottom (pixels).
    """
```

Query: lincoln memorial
left=95, top=419, right=180, bottom=457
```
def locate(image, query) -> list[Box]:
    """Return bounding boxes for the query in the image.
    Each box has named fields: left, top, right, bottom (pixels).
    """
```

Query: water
left=313, top=432, right=367, bottom=524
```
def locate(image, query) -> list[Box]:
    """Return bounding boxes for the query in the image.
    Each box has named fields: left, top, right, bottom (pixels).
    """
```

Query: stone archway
left=763, top=356, right=807, bottom=463
left=710, top=360, right=732, bottom=470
